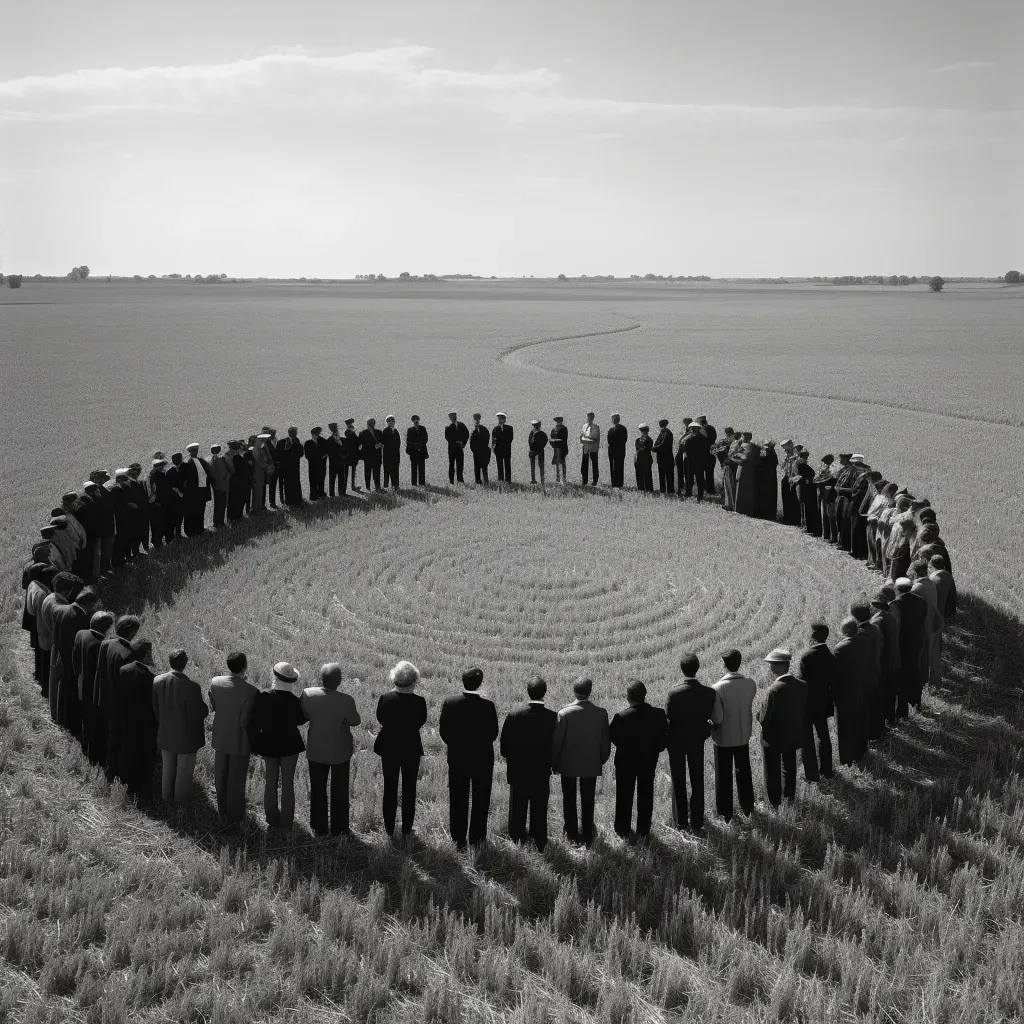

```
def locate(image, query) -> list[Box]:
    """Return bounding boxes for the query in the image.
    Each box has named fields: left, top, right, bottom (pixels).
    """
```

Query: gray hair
left=389, top=660, right=420, bottom=689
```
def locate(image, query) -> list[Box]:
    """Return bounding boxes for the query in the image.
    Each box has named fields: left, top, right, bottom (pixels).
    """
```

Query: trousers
left=214, top=751, right=251, bottom=821
left=363, top=459, right=382, bottom=491
left=561, top=775, right=597, bottom=843
left=381, top=755, right=419, bottom=835
left=801, top=716, right=834, bottom=781
left=260, top=754, right=298, bottom=826
left=328, top=459, right=347, bottom=497
left=308, top=759, right=349, bottom=835
left=714, top=744, right=754, bottom=820
left=472, top=452, right=490, bottom=484
left=494, top=453, right=511, bottom=481
left=409, top=454, right=426, bottom=486
left=668, top=746, right=706, bottom=831
left=608, top=450, right=625, bottom=488
left=448, top=766, right=493, bottom=846
left=657, top=460, right=675, bottom=494
left=613, top=762, right=656, bottom=836
left=762, top=746, right=799, bottom=807
left=448, top=448, right=465, bottom=484
left=508, top=775, right=549, bottom=849
left=383, top=456, right=400, bottom=489
left=581, top=451, right=599, bottom=484
left=160, top=750, right=197, bottom=804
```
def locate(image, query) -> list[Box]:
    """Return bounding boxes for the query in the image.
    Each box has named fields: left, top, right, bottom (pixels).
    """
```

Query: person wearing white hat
left=374, top=661, right=427, bottom=837
left=634, top=424, right=654, bottom=492
left=579, top=411, right=601, bottom=486
left=492, top=413, right=513, bottom=482
left=757, top=648, right=807, bottom=808
left=527, top=419, right=548, bottom=487
left=301, top=663, right=362, bottom=836
left=250, top=662, right=307, bottom=829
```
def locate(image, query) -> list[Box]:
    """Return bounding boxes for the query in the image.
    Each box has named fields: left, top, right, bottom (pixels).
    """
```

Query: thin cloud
left=925, top=60, right=997, bottom=75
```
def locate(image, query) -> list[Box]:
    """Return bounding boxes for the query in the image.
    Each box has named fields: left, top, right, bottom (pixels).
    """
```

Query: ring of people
left=22, top=410, right=953, bottom=846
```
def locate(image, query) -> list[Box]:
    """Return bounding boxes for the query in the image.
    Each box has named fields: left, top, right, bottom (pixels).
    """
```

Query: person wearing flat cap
left=440, top=667, right=499, bottom=849
left=146, top=460, right=170, bottom=549
left=206, top=445, right=232, bottom=528
left=108, top=471, right=134, bottom=568
left=445, top=411, right=470, bottom=485
left=304, top=427, right=327, bottom=501
left=579, top=412, right=601, bottom=486
left=153, top=649, right=209, bottom=805
left=634, top=424, right=654, bottom=492
left=678, top=422, right=712, bottom=502
left=794, top=623, right=837, bottom=783
left=652, top=419, right=675, bottom=494
left=381, top=415, right=402, bottom=491
left=697, top=416, right=717, bottom=495
left=359, top=418, right=385, bottom=492
left=87, top=471, right=116, bottom=578
left=342, top=419, right=361, bottom=492
left=832, top=454, right=860, bottom=552
left=405, top=415, right=429, bottom=487
left=469, top=413, right=492, bottom=485
left=527, top=419, right=548, bottom=487
left=326, top=423, right=348, bottom=498
left=755, top=441, right=779, bottom=520
left=549, top=415, right=568, bottom=483
left=492, top=413, right=514, bottom=483
left=757, top=649, right=807, bottom=808
left=891, top=578, right=927, bottom=718
left=248, top=662, right=307, bottom=829
left=607, top=413, right=627, bottom=488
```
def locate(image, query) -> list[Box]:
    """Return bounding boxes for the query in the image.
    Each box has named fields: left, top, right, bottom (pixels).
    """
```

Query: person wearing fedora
left=249, top=662, right=308, bottom=829
left=374, top=661, right=427, bottom=838
left=209, top=651, right=259, bottom=823
left=757, top=649, right=807, bottom=808
left=406, top=415, right=429, bottom=487
left=527, top=419, right=548, bottom=487
left=491, top=413, right=513, bottom=482
left=301, top=663, right=362, bottom=837
left=710, top=649, right=757, bottom=821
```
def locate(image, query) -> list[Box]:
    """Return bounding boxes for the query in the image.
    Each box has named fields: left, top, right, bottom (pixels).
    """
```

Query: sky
left=2, top=0, right=1021, bottom=278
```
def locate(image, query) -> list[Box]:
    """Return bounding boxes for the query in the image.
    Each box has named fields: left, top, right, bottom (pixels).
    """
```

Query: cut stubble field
left=2, top=281, right=1023, bottom=1022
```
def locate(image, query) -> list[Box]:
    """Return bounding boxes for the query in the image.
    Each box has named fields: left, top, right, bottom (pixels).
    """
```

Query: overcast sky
left=2, top=0, right=1020, bottom=277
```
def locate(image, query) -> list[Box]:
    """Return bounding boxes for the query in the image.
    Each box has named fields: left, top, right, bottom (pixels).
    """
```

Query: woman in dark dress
left=374, top=660, right=427, bottom=838
left=249, top=662, right=307, bottom=828
left=756, top=441, right=779, bottom=520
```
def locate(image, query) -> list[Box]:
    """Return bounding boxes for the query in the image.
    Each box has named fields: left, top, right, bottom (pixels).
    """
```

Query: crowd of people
left=19, top=410, right=958, bottom=846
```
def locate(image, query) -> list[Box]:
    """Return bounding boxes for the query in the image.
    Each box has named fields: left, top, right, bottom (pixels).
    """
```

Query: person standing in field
left=445, top=411, right=470, bottom=485
left=249, top=662, right=308, bottom=830
left=278, top=427, right=305, bottom=506
left=733, top=436, right=760, bottom=517
left=928, top=554, right=955, bottom=683
left=549, top=415, right=568, bottom=483
left=326, top=423, right=347, bottom=497
left=51, top=584, right=99, bottom=735
left=870, top=591, right=901, bottom=730
left=165, top=454, right=187, bottom=541
left=850, top=601, right=883, bottom=743
left=72, top=609, right=114, bottom=765
left=909, top=559, right=940, bottom=691
left=697, top=416, right=717, bottom=495
left=665, top=653, right=716, bottom=832
left=579, top=411, right=601, bottom=486
left=891, top=577, right=927, bottom=717
left=152, top=649, right=208, bottom=805
left=96, top=614, right=141, bottom=783
left=832, top=454, right=860, bottom=552
left=795, top=622, right=836, bottom=783
left=304, top=427, right=326, bottom=501
left=652, top=419, right=674, bottom=494
left=25, top=565, right=56, bottom=692
left=551, top=677, right=610, bottom=847
left=755, top=440, right=778, bottom=520
left=609, top=681, right=667, bottom=840
left=250, top=434, right=274, bottom=512
left=793, top=451, right=822, bottom=534
left=606, top=413, right=627, bottom=488
left=381, top=415, right=402, bottom=491
left=87, top=472, right=117, bottom=576
left=360, top=418, right=384, bottom=492
left=492, top=413, right=514, bottom=482
left=439, top=667, right=499, bottom=850
left=117, top=639, right=159, bottom=803
left=710, top=649, right=757, bottom=821
left=500, top=676, right=557, bottom=851
left=374, top=660, right=427, bottom=839
left=209, top=651, right=258, bottom=823
left=342, top=418, right=362, bottom=492
left=528, top=419, right=548, bottom=487
left=261, top=427, right=282, bottom=508
left=41, top=571, right=78, bottom=717
left=634, top=423, right=654, bottom=491
left=679, top=422, right=711, bottom=501
left=814, top=454, right=837, bottom=543
left=406, top=414, right=428, bottom=487
left=830, top=617, right=868, bottom=763
left=301, top=663, right=362, bottom=837
left=223, top=441, right=247, bottom=520
left=469, top=413, right=492, bottom=485
left=757, top=649, right=807, bottom=809
left=714, top=428, right=737, bottom=510
left=124, top=466, right=148, bottom=556
left=207, top=445, right=232, bottom=528
left=182, top=443, right=212, bottom=534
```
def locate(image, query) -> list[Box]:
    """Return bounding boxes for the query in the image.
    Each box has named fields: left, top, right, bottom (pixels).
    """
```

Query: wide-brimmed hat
left=764, top=648, right=792, bottom=664
left=273, top=662, right=300, bottom=684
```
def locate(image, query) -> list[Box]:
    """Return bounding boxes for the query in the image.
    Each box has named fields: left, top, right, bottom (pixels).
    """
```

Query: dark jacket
left=359, top=428, right=384, bottom=463
left=405, top=424, right=428, bottom=456
left=491, top=423, right=514, bottom=455
left=152, top=669, right=209, bottom=753
left=304, top=437, right=325, bottom=466
left=500, top=702, right=558, bottom=783
left=72, top=627, right=104, bottom=704
left=607, top=423, right=628, bottom=452
left=92, top=487, right=116, bottom=537
left=832, top=635, right=868, bottom=709
left=373, top=690, right=427, bottom=760
left=96, top=636, right=134, bottom=713
left=548, top=424, right=568, bottom=454
left=248, top=689, right=307, bottom=758
left=445, top=421, right=470, bottom=452
left=118, top=660, right=158, bottom=749
left=757, top=673, right=807, bottom=750
left=528, top=428, right=548, bottom=453
left=52, top=601, right=90, bottom=689
left=381, top=426, right=402, bottom=459
left=892, top=591, right=927, bottom=680
left=634, top=434, right=653, bottom=465
left=278, top=437, right=304, bottom=470
left=652, top=428, right=674, bottom=463
left=795, top=643, right=836, bottom=721
left=439, top=691, right=499, bottom=774
left=678, top=430, right=711, bottom=469
left=609, top=702, right=667, bottom=768
left=665, top=678, right=716, bottom=750
left=470, top=424, right=492, bottom=455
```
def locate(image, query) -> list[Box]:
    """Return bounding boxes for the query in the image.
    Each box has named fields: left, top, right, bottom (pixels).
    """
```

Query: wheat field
left=2, top=281, right=1024, bottom=1022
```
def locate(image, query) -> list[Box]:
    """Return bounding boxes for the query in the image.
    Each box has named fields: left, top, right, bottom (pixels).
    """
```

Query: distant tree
left=205, top=274, right=220, bottom=283
left=8, top=274, right=23, bottom=289
left=219, top=273, right=227, bottom=279
left=376, top=273, right=386, bottom=281
left=1005, top=270, right=1021, bottom=284
left=557, top=273, right=566, bottom=281
left=148, top=274, right=156, bottom=280
left=0, top=272, right=4, bottom=285
left=399, top=271, right=411, bottom=279
left=133, top=274, right=143, bottom=281
left=168, top=273, right=182, bottom=279
left=929, top=276, right=944, bottom=292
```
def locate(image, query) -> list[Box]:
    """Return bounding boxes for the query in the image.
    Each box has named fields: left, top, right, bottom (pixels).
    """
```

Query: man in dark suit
left=795, top=622, right=836, bottom=782
left=117, top=639, right=158, bottom=803
left=342, top=419, right=361, bottom=492
left=665, top=652, right=716, bottom=832
left=72, top=609, right=114, bottom=763
left=552, top=677, right=610, bottom=845
left=304, top=427, right=327, bottom=500
left=679, top=423, right=711, bottom=500
left=360, top=418, right=384, bottom=492
left=500, top=677, right=557, bottom=849
left=439, top=667, right=499, bottom=849
left=405, top=415, right=428, bottom=486
left=183, top=443, right=212, bottom=534
left=96, top=614, right=142, bottom=783
left=652, top=419, right=675, bottom=494
left=444, top=411, right=470, bottom=485
left=326, top=423, right=348, bottom=497
left=892, top=577, right=927, bottom=717
left=261, top=427, right=282, bottom=507
left=279, top=427, right=305, bottom=506
left=165, top=454, right=187, bottom=540
left=491, top=413, right=513, bottom=482
left=696, top=417, right=716, bottom=494
left=831, top=617, right=868, bottom=764
left=870, top=590, right=901, bottom=730
left=758, top=649, right=808, bottom=808
left=607, top=413, right=627, bottom=488
left=609, top=681, right=667, bottom=839
left=51, top=585, right=100, bottom=736
left=469, top=413, right=492, bottom=485
left=381, top=415, right=402, bottom=490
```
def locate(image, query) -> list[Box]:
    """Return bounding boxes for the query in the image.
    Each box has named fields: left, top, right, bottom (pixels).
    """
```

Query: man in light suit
left=439, top=667, right=499, bottom=849
left=500, top=677, right=558, bottom=850
left=301, top=663, right=362, bottom=836
left=710, top=649, right=757, bottom=821
left=551, top=677, right=610, bottom=845
left=209, top=651, right=258, bottom=822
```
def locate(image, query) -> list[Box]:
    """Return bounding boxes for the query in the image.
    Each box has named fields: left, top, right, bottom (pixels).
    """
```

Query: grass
left=2, top=484, right=1023, bottom=1022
